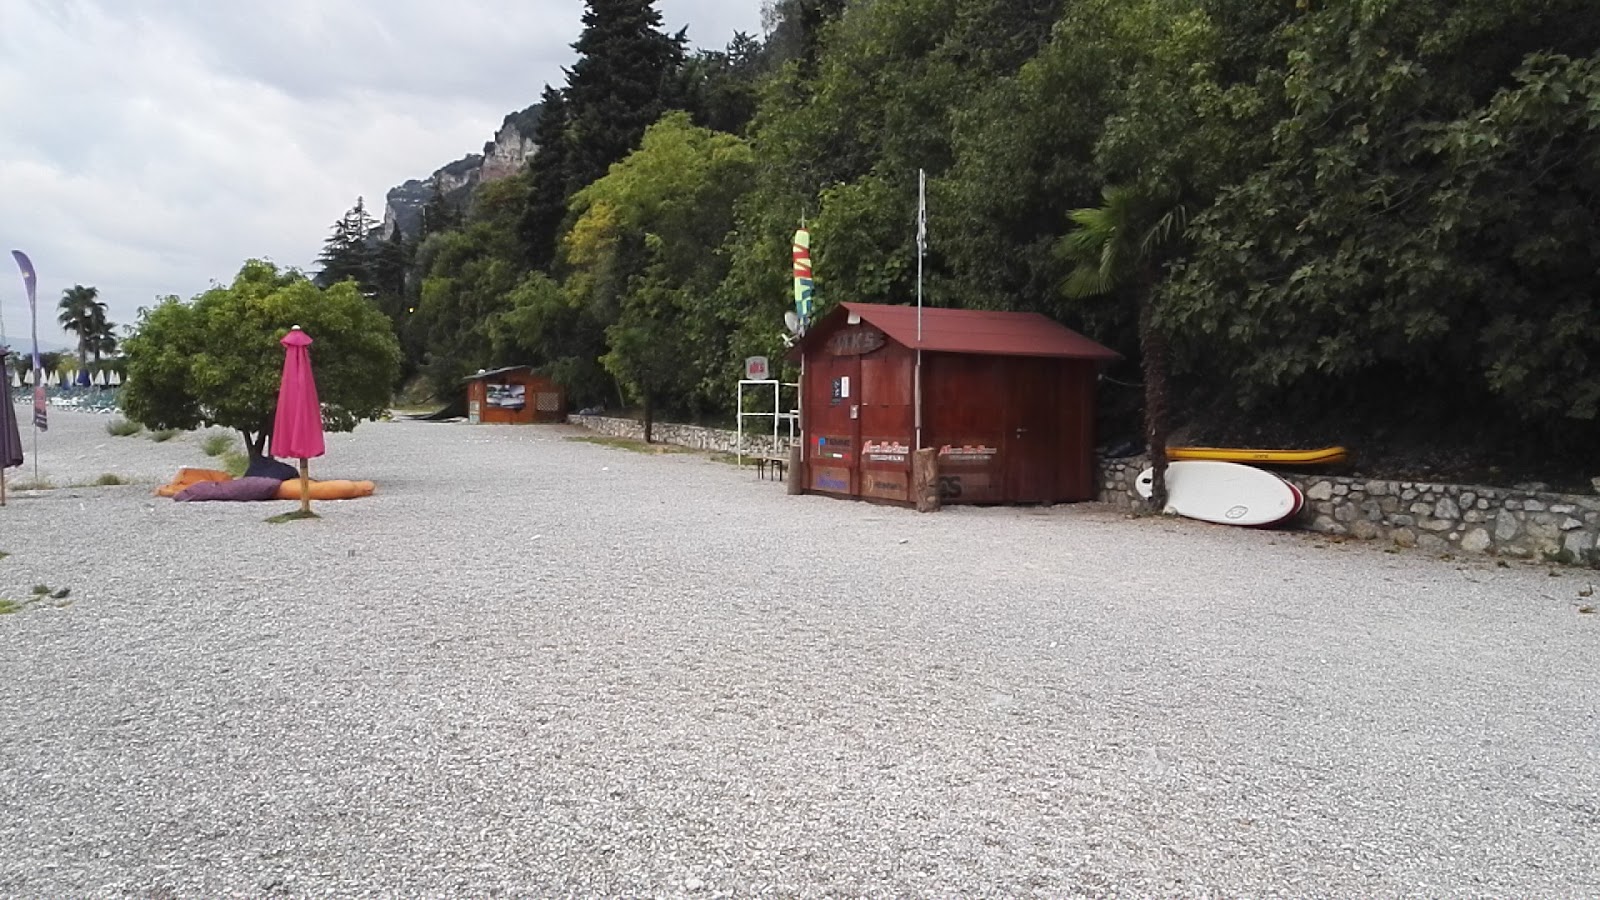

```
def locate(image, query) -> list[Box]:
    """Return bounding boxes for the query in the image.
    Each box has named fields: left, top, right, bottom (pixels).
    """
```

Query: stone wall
left=1098, top=457, right=1600, bottom=566
left=571, top=415, right=1600, bottom=567
left=568, top=414, right=794, bottom=459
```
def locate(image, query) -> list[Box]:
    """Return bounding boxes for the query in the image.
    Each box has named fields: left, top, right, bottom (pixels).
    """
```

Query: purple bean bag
left=174, top=476, right=285, bottom=502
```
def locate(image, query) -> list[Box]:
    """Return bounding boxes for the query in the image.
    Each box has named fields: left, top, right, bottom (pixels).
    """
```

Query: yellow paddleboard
left=1167, top=445, right=1349, bottom=466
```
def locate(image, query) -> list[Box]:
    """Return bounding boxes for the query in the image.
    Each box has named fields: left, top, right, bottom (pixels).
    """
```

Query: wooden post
left=786, top=443, right=804, bottom=495
left=298, top=458, right=311, bottom=514
left=913, top=447, right=940, bottom=513
left=1, top=467, right=7, bottom=507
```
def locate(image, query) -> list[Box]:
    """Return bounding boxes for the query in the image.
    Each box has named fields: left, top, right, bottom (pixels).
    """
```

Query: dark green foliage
left=331, top=0, right=1600, bottom=482
left=760, top=0, right=847, bottom=73
left=680, top=32, right=764, bottom=135
left=1161, top=0, right=1600, bottom=465
left=411, top=175, right=537, bottom=399
left=564, top=0, right=686, bottom=192
left=314, top=197, right=379, bottom=291
left=419, top=179, right=462, bottom=240
left=371, top=224, right=412, bottom=324
left=521, top=85, right=572, bottom=271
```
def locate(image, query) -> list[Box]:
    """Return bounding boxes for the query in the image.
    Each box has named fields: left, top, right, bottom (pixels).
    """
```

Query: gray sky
left=0, top=0, right=766, bottom=351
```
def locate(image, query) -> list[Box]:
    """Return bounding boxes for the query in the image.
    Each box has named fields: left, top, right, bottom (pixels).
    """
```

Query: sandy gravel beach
left=1, top=410, right=1596, bottom=897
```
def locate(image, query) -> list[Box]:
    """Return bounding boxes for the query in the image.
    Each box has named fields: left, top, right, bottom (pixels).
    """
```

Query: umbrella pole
left=1, top=467, right=7, bottom=507
left=298, top=458, right=310, bottom=514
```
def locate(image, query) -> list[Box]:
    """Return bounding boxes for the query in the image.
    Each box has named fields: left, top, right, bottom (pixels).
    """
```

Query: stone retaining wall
left=1099, top=457, right=1600, bottom=566
left=572, top=415, right=1600, bottom=566
left=568, top=414, right=793, bottom=459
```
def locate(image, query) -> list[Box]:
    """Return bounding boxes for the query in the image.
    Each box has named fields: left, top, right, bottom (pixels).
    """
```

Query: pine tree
left=418, top=179, right=461, bottom=239
left=562, top=0, right=685, bottom=205
left=371, top=223, right=412, bottom=324
left=315, top=197, right=379, bottom=291
left=681, top=32, right=764, bottom=135
left=521, top=85, right=572, bottom=270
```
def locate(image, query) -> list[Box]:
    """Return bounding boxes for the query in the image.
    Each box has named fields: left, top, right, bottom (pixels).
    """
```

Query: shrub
left=201, top=433, right=234, bottom=457
left=221, top=451, right=249, bottom=478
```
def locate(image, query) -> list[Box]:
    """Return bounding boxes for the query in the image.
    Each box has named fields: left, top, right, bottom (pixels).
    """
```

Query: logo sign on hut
left=745, top=356, right=770, bottom=380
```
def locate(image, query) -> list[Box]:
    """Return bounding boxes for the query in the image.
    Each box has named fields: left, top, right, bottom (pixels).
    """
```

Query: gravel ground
left=0, top=409, right=243, bottom=489
left=1, top=411, right=1597, bottom=898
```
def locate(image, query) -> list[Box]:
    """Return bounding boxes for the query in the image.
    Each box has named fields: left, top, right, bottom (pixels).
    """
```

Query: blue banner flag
left=11, top=250, right=46, bottom=431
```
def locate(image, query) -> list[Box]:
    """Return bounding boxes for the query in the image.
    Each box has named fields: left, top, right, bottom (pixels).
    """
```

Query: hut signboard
left=788, top=303, right=1120, bottom=506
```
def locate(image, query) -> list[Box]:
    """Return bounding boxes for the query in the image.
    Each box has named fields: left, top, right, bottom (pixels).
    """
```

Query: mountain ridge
left=381, top=103, right=543, bottom=238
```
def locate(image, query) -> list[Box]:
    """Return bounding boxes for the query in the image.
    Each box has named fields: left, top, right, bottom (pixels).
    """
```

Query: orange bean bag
left=156, top=468, right=376, bottom=501
left=274, top=479, right=376, bottom=501
left=155, top=467, right=232, bottom=498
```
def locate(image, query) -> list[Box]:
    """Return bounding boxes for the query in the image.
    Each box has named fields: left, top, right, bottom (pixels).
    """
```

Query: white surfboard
left=1135, top=460, right=1300, bottom=527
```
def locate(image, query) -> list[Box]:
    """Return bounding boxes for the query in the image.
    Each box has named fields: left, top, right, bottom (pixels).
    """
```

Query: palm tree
left=1059, top=185, right=1186, bottom=511
left=86, top=306, right=117, bottom=369
left=57, top=285, right=106, bottom=387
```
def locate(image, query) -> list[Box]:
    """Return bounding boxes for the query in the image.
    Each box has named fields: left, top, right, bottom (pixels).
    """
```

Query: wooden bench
left=754, top=456, right=788, bottom=481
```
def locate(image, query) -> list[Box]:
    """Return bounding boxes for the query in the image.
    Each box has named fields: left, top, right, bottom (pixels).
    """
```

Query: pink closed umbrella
left=270, top=326, right=326, bottom=514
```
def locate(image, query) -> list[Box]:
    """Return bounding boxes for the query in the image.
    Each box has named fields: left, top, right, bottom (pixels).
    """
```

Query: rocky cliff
left=381, top=102, right=543, bottom=238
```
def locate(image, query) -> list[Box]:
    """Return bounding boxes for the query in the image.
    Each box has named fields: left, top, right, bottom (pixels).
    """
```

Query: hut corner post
left=787, top=443, right=804, bottom=495
left=914, top=447, right=940, bottom=513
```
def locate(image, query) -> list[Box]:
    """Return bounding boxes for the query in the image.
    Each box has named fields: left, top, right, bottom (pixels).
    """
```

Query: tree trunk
left=642, top=396, right=654, bottom=444
left=1139, top=289, right=1171, bottom=512
left=244, top=430, right=269, bottom=464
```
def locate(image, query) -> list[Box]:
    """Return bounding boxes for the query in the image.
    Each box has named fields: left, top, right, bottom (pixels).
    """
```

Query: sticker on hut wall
left=826, top=327, right=885, bottom=357
left=863, top=439, right=911, bottom=465
left=812, top=466, right=851, bottom=493
left=831, top=376, right=850, bottom=405
left=937, top=443, right=998, bottom=465
left=937, top=472, right=992, bottom=500
left=863, top=470, right=909, bottom=501
left=817, top=435, right=852, bottom=461
left=486, top=383, right=526, bottom=410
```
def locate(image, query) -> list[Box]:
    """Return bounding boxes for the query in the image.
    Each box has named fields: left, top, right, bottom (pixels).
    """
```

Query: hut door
left=1006, top=357, right=1060, bottom=503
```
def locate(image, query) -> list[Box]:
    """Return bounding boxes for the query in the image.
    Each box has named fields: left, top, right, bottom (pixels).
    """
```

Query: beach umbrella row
left=7, top=368, right=121, bottom=388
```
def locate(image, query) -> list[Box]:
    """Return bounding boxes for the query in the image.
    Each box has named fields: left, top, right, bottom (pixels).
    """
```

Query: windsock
left=792, top=228, right=813, bottom=328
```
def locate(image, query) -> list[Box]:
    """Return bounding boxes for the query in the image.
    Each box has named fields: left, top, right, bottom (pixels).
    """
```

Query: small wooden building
left=790, top=303, right=1120, bottom=505
left=465, top=366, right=566, bottom=425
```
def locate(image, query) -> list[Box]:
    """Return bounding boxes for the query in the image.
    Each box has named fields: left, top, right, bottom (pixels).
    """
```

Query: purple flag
left=11, top=250, right=46, bottom=432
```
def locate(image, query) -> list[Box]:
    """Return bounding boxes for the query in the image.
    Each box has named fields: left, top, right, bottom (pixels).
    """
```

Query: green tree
left=563, top=0, right=686, bottom=193
left=521, top=85, right=573, bottom=271
left=562, top=111, right=757, bottom=435
left=1162, top=0, right=1600, bottom=459
left=409, top=174, right=534, bottom=398
left=315, top=197, right=379, bottom=291
left=680, top=32, right=765, bottom=135
left=1060, top=186, right=1187, bottom=508
left=57, top=284, right=107, bottom=384
left=371, top=223, right=412, bottom=323
left=419, top=179, right=462, bottom=240
left=121, top=260, right=400, bottom=462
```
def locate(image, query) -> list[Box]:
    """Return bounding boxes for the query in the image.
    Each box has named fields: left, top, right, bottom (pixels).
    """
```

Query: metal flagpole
left=914, top=169, right=926, bottom=450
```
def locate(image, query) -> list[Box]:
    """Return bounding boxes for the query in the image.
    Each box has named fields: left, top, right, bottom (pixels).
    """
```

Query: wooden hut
left=789, top=303, right=1120, bottom=505
left=465, top=366, right=566, bottom=425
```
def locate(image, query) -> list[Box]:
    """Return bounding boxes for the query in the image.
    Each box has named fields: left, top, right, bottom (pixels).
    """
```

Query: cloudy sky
left=0, top=0, right=766, bottom=351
